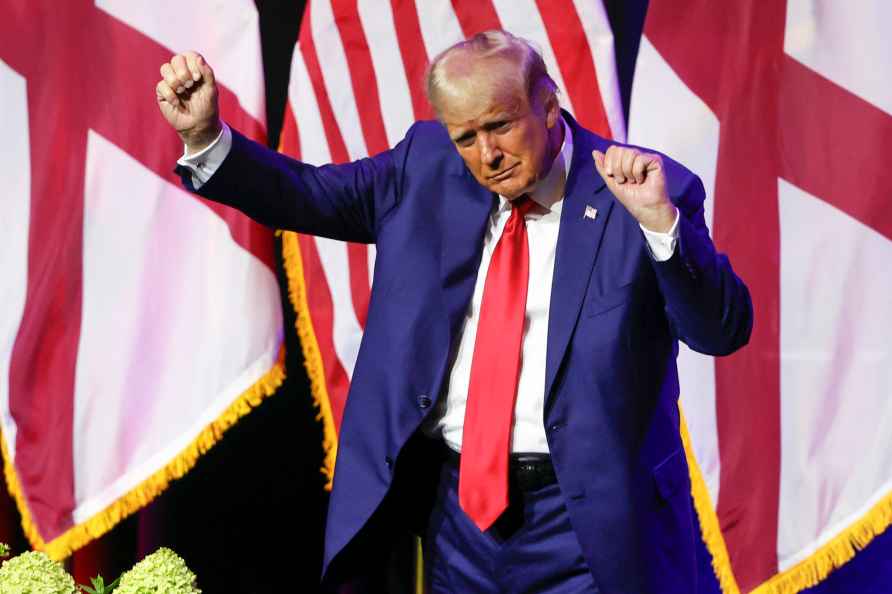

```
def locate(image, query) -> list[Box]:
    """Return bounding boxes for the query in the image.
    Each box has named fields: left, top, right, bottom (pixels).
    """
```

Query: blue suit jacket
left=181, top=111, right=752, bottom=594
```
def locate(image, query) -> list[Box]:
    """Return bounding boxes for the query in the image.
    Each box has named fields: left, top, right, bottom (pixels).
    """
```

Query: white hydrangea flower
left=115, top=548, right=201, bottom=594
left=0, top=550, right=77, bottom=594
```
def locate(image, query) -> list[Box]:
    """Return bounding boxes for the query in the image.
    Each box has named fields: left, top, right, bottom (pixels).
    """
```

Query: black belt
left=438, top=441, right=558, bottom=492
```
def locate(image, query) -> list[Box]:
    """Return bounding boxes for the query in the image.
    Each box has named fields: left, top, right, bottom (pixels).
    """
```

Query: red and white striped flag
left=0, top=0, right=283, bottom=558
left=277, top=0, right=625, bottom=484
left=629, top=1, right=892, bottom=592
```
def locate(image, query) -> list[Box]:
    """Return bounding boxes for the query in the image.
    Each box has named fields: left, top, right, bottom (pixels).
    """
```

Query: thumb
left=592, top=150, right=608, bottom=180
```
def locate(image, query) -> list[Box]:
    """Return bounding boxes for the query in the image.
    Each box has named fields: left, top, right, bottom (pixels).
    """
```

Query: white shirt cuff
left=176, top=123, right=232, bottom=189
left=640, top=208, right=680, bottom=262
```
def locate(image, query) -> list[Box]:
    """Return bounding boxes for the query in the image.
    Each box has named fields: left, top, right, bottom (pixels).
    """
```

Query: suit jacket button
left=385, top=456, right=393, bottom=469
left=417, top=394, right=432, bottom=409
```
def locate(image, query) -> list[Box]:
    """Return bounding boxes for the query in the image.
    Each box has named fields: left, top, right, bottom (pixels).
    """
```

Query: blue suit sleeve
left=650, top=170, right=753, bottom=356
left=175, top=126, right=416, bottom=244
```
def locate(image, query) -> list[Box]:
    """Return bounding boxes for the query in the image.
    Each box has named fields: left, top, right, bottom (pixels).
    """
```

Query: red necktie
left=459, top=196, right=536, bottom=531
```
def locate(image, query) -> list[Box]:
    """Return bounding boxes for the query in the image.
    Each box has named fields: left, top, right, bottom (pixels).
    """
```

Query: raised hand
left=156, top=51, right=222, bottom=154
left=593, top=146, right=678, bottom=233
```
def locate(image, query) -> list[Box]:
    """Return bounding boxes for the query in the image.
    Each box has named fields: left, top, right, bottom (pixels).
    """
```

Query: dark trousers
left=423, top=454, right=599, bottom=594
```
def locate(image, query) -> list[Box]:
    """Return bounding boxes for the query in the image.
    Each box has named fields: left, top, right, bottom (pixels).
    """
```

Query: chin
left=502, top=190, right=526, bottom=201
left=495, top=178, right=533, bottom=200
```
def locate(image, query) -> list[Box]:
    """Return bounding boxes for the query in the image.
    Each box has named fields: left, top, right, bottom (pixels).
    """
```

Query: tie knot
left=511, top=195, right=536, bottom=218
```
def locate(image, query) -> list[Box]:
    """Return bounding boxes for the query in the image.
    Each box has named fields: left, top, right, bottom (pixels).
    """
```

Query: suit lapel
left=544, top=123, right=614, bottom=400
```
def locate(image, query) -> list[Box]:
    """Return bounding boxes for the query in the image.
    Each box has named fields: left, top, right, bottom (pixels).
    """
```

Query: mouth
left=488, top=164, right=518, bottom=182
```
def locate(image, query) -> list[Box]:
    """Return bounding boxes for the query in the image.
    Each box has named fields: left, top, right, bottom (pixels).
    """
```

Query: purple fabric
left=425, top=460, right=598, bottom=594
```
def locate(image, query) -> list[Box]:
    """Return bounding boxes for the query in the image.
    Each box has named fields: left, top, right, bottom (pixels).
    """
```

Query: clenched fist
left=156, top=51, right=222, bottom=155
left=592, top=146, right=678, bottom=233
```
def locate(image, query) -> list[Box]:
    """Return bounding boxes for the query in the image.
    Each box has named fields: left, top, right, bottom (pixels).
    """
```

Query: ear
left=544, top=92, right=560, bottom=128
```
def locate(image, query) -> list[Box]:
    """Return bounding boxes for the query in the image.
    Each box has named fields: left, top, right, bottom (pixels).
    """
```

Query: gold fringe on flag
left=0, top=350, right=286, bottom=560
left=680, top=404, right=892, bottom=594
left=751, top=491, right=892, bottom=594
left=679, top=406, right=741, bottom=594
left=280, top=230, right=338, bottom=490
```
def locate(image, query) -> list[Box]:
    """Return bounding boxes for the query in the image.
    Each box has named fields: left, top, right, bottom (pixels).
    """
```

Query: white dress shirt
left=177, top=124, right=232, bottom=188
left=177, top=119, right=679, bottom=454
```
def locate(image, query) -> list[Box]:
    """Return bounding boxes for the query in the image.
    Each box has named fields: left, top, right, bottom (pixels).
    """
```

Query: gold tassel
left=681, top=404, right=892, bottom=593
left=281, top=231, right=338, bottom=489
left=679, top=406, right=741, bottom=594
left=0, top=352, right=285, bottom=560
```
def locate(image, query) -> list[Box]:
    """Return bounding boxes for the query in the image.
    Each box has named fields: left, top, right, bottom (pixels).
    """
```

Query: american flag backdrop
left=279, top=1, right=892, bottom=592
left=0, top=0, right=283, bottom=558
left=276, top=0, right=625, bottom=486
left=630, top=1, right=892, bottom=592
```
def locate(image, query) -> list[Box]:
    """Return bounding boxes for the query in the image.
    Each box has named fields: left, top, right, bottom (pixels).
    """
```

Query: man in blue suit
left=158, top=30, right=751, bottom=594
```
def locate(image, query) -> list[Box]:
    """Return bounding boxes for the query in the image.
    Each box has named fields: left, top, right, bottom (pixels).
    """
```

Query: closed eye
left=453, top=131, right=475, bottom=147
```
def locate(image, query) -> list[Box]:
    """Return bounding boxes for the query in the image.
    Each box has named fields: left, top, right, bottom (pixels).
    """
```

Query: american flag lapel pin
left=584, top=205, right=598, bottom=221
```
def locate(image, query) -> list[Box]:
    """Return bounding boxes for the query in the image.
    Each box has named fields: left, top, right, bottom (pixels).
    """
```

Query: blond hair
left=425, top=30, right=558, bottom=118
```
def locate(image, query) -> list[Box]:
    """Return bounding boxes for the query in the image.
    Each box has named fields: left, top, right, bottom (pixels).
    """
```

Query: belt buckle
left=510, top=454, right=554, bottom=492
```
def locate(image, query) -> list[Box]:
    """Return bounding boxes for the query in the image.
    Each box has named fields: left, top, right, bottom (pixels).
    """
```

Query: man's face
left=441, top=77, right=560, bottom=200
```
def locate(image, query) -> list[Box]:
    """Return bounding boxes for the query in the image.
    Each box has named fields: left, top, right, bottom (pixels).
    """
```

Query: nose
left=479, top=133, right=503, bottom=170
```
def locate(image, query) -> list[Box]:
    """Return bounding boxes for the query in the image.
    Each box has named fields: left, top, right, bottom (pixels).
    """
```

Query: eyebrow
left=452, top=130, right=476, bottom=143
left=451, top=114, right=514, bottom=144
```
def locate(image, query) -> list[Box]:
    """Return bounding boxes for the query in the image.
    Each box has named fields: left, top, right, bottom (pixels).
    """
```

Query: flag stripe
left=777, top=56, right=892, bottom=243
left=331, top=0, right=391, bottom=156
left=450, top=0, right=501, bottom=37
left=315, top=238, right=365, bottom=377
left=326, top=0, right=382, bottom=327
left=310, top=0, right=370, bottom=161
left=389, top=0, right=434, bottom=120
left=414, top=1, right=465, bottom=59
left=87, top=11, right=273, bottom=269
left=357, top=0, right=418, bottom=146
left=569, top=0, right=626, bottom=140
left=643, top=2, right=786, bottom=588
left=301, top=4, right=352, bottom=164
left=534, top=0, right=611, bottom=137
left=9, top=69, right=84, bottom=540
left=289, top=41, right=332, bottom=166
left=300, top=234, right=351, bottom=432
left=285, top=40, right=353, bottom=431
left=346, top=243, right=371, bottom=329
left=490, top=0, right=577, bottom=117
left=0, top=62, right=29, bottom=466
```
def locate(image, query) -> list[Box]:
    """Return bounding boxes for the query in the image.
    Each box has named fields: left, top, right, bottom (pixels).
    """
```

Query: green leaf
left=79, top=573, right=120, bottom=594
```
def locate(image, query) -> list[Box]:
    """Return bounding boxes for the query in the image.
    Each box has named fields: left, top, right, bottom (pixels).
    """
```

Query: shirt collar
left=497, top=116, right=573, bottom=215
